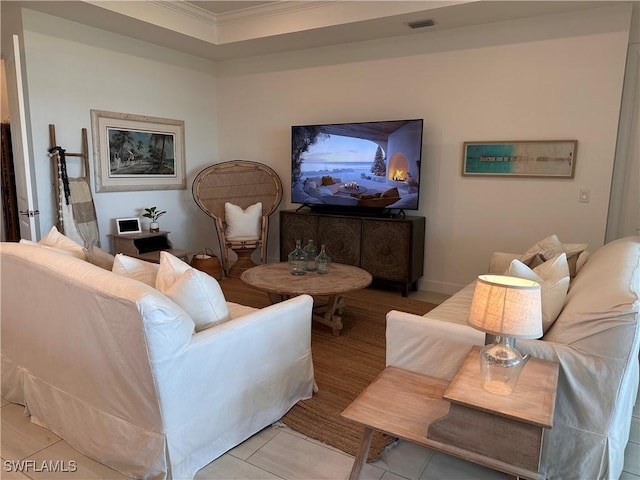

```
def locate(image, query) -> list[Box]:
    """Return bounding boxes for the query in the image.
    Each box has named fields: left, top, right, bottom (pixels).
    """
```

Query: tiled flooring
left=1, top=288, right=638, bottom=479
left=1, top=389, right=639, bottom=480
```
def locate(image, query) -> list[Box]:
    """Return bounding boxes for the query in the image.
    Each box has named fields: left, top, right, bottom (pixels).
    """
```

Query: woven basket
left=190, top=249, right=223, bottom=280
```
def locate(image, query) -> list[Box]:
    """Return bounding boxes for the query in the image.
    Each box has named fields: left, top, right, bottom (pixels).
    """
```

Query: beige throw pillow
left=39, top=226, right=86, bottom=260
left=156, top=251, right=230, bottom=332
left=224, top=202, right=262, bottom=240
left=112, top=254, right=159, bottom=287
left=83, top=245, right=116, bottom=270
left=507, top=253, right=570, bottom=334
left=520, top=234, right=565, bottom=266
left=19, top=238, right=79, bottom=258
left=520, top=234, right=588, bottom=278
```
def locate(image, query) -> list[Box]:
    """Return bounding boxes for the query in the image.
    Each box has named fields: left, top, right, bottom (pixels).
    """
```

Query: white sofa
left=387, top=236, right=639, bottom=480
left=0, top=241, right=315, bottom=479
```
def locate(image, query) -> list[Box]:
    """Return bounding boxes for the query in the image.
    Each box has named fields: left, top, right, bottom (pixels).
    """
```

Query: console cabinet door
left=280, top=211, right=318, bottom=260
left=361, top=219, right=410, bottom=281
left=317, top=216, right=361, bottom=266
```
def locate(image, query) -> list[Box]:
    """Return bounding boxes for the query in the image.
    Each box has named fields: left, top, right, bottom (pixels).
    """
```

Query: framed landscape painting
left=91, top=110, right=186, bottom=192
left=462, top=140, right=577, bottom=178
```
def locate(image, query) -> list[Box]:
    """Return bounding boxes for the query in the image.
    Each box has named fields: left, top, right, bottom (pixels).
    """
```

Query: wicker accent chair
left=192, top=161, right=283, bottom=277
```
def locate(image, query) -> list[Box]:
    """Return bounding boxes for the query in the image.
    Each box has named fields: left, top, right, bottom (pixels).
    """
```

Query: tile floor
left=1, top=390, right=639, bottom=480
left=1, top=288, right=638, bottom=479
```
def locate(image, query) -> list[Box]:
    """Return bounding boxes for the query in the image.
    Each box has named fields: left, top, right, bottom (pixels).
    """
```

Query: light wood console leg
left=349, top=427, right=374, bottom=480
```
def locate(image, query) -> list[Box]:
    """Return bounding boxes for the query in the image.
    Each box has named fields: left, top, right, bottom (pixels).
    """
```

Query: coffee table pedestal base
left=268, top=293, right=345, bottom=335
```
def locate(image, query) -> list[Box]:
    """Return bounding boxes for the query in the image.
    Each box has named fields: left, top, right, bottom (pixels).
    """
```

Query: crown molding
left=149, top=1, right=340, bottom=27
left=216, top=1, right=340, bottom=26
left=150, top=1, right=218, bottom=27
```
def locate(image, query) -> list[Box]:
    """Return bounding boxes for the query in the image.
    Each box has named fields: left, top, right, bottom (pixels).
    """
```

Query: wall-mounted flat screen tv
left=291, top=119, right=423, bottom=213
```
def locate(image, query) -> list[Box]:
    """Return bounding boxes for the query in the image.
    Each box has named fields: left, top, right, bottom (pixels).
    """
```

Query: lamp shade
left=467, top=275, right=543, bottom=339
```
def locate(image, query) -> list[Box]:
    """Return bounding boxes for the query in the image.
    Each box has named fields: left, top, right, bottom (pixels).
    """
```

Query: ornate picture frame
left=462, top=140, right=577, bottom=178
left=90, top=110, right=186, bottom=192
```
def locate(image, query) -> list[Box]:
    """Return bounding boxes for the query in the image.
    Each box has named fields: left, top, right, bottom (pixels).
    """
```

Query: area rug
left=220, top=278, right=436, bottom=461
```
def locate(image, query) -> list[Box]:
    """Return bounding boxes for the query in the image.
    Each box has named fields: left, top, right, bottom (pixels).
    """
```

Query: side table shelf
left=342, top=347, right=559, bottom=480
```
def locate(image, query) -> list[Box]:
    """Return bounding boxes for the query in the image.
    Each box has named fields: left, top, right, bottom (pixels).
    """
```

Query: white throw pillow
left=156, top=251, right=230, bottom=332
left=83, top=245, right=116, bottom=270
left=507, top=253, right=570, bottom=334
left=224, top=202, right=262, bottom=240
left=39, top=226, right=86, bottom=260
left=156, top=250, right=192, bottom=292
left=112, top=254, right=159, bottom=287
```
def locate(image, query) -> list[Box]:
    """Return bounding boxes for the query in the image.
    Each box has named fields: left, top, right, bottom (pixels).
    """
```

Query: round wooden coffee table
left=240, top=262, right=372, bottom=335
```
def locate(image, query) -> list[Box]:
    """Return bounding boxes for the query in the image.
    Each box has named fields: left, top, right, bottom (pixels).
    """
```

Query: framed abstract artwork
left=462, top=140, right=577, bottom=178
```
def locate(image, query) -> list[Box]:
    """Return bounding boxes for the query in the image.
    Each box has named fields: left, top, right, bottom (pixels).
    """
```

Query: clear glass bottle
left=288, top=239, right=308, bottom=275
left=303, top=240, right=317, bottom=271
left=479, top=336, right=529, bottom=395
left=315, top=244, right=331, bottom=274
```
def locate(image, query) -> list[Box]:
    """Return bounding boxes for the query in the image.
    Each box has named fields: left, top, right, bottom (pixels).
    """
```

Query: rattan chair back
left=192, top=160, right=283, bottom=276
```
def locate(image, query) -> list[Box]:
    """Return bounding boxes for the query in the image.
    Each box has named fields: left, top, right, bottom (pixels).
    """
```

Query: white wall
left=12, top=5, right=633, bottom=294
left=19, top=9, right=219, bottom=251
left=214, top=5, right=632, bottom=293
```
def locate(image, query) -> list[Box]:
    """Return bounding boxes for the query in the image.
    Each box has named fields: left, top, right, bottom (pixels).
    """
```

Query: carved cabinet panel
left=361, top=220, right=410, bottom=280
left=317, top=216, right=361, bottom=266
left=280, top=212, right=318, bottom=259
left=280, top=210, right=425, bottom=296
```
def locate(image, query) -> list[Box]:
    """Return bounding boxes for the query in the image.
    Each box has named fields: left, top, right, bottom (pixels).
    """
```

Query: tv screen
left=291, top=119, right=423, bottom=212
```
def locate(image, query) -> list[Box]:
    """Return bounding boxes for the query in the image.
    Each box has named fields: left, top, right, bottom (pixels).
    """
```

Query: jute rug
left=220, top=277, right=436, bottom=462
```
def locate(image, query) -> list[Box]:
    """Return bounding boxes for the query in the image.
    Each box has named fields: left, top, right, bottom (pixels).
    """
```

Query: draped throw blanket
left=49, top=146, right=100, bottom=247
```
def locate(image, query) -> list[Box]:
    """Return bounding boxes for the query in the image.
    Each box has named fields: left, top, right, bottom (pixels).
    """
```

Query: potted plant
left=143, top=206, right=166, bottom=232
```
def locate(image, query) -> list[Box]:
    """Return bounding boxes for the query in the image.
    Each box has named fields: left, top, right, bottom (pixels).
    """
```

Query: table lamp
left=467, top=275, right=543, bottom=395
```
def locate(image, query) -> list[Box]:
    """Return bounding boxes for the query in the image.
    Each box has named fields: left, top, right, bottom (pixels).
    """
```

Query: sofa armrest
left=488, top=252, right=520, bottom=274
left=152, top=295, right=315, bottom=428
left=386, top=310, right=485, bottom=380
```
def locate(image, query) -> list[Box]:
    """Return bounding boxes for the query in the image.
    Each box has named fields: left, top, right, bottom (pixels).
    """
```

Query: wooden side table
left=109, top=231, right=192, bottom=263
left=342, top=347, right=559, bottom=480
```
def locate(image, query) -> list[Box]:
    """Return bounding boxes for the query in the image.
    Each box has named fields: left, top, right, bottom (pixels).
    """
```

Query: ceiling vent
left=407, top=19, right=435, bottom=29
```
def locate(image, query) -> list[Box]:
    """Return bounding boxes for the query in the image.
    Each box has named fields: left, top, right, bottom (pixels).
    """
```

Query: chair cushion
left=225, top=202, right=262, bottom=240
left=507, top=253, right=570, bottom=333
left=156, top=251, right=231, bottom=331
left=112, top=254, right=159, bottom=287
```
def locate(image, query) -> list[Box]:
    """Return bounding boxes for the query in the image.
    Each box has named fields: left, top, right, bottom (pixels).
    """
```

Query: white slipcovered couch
left=387, top=235, right=639, bottom=480
left=0, top=240, right=315, bottom=479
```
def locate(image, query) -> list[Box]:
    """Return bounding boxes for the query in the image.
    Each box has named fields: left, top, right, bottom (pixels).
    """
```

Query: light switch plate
left=579, top=189, right=590, bottom=203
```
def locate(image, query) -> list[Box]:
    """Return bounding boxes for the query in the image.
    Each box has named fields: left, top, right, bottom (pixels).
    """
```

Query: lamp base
left=479, top=336, right=528, bottom=395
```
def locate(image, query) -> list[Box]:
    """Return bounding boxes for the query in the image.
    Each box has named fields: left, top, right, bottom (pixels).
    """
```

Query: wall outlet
left=579, top=189, right=590, bottom=203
